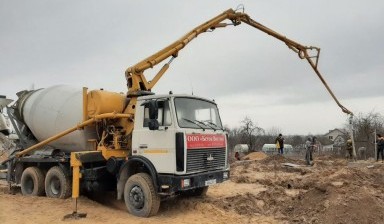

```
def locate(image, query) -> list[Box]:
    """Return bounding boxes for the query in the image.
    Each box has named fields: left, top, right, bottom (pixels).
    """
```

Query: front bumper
left=157, top=169, right=230, bottom=194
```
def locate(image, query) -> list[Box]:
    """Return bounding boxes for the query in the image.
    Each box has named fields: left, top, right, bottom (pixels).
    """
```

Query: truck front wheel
left=45, top=166, right=71, bottom=199
left=21, top=167, right=45, bottom=196
left=124, top=173, right=160, bottom=217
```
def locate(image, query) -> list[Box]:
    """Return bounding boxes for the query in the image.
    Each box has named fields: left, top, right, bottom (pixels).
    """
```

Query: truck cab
left=132, top=94, right=230, bottom=194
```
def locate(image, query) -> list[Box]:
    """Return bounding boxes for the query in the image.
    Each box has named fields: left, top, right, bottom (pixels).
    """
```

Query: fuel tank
left=17, top=85, right=125, bottom=152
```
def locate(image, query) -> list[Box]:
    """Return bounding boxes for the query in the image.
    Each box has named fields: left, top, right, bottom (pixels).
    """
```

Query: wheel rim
left=25, top=176, right=34, bottom=194
left=129, top=185, right=145, bottom=210
left=50, top=177, right=61, bottom=195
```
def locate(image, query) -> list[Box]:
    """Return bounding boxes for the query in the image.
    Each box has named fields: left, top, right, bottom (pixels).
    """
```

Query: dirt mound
left=210, top=192, right=262, bottom=216
left=227, top=155, right=384, bottom=223
left=243, top=151, right=268, bottom=161
left=261, top=154, right=306, bottom=165
left=282, top=181, right=384, bottom=224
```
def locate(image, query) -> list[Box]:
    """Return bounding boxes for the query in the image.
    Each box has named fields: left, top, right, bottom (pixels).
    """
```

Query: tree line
left=225, top=112, right=384, bottom=154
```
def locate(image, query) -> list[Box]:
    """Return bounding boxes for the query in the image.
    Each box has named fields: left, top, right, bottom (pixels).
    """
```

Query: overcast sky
left=1, top=0, right=383, bottom=135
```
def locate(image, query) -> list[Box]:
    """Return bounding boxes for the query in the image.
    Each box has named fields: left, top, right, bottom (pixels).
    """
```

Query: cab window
left=143, top=100, right=171, bottom=127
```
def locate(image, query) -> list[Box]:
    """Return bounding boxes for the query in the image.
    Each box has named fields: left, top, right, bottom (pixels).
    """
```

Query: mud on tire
left=124, top=173, right=160, bottom=217
left=21, top=167, right=45, bottom=196
left=45, top=166, right=71, bottom=199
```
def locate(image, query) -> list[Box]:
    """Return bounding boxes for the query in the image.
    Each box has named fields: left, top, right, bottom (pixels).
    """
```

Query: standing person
left=376, top=134, right=384, bottom=162
left=275, top=139, right=280, bottom=154
left=311, top=137, right=317, bottom=164
left=234, top=151, right=240, bottom=161
left=305, top=137, right=313, bottom=165
left=275, top=134, right=285, bottom=155
left=346, top=139, right=353, bottom=160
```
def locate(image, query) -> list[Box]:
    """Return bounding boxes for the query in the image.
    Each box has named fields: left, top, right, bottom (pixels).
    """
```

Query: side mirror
left=141, top=100, right=159, bottom=130
left=148, top=119, right=159, bottom=130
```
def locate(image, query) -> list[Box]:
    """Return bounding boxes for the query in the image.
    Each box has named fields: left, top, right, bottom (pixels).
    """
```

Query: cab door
left=132, top=99, right=176, bottom=174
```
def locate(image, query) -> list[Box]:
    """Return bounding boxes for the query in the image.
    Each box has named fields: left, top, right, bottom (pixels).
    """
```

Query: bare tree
left=346, top=111, right=384, bottom=158
left=291, top=135, right=304, bottom=147
left=263, top=127, right=282, bottom=144
left=351, top=112, right=383, bottom=139
left=266, top=127, right=282, bottom=138
left=240, top=116, right=264, bottom=151
left=225, top=125, right=242, bottom=151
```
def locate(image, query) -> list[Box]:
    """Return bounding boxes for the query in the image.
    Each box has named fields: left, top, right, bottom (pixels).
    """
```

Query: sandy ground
left=1, top=153, right=384, bottom=224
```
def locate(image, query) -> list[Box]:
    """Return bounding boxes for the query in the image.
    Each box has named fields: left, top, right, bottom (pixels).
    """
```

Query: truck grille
left=186, top=148, right=226, bottom=173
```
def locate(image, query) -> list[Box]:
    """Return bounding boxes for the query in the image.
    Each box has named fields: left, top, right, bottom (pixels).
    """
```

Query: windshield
left=174, top=97, right=223, bottom=130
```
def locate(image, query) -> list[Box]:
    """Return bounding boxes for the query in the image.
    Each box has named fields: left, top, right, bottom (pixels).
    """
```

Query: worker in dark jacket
left=234, top=151, right=240, bottom=161
left=275, top=134, right=285, bottom=155
left=346, top=139, right=353, bottom=160
left=377, top=134, right=384, bottom=162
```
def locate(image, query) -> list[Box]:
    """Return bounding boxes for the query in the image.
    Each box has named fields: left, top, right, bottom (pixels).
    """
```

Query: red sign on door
left=186, top=134, right=226, bottom=149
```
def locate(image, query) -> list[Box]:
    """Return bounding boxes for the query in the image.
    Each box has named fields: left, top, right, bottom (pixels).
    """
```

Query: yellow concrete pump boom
left=125, top=7, right=353, bottom=117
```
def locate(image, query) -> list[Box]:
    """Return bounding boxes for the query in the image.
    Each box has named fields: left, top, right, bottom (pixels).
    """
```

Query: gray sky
left=1, top=0, right=384, bottom=135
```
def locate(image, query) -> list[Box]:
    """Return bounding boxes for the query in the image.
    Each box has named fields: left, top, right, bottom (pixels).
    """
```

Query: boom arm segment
left=238, top=13, right=353, bottom=115
left=125, top=8, right=352, bottom=115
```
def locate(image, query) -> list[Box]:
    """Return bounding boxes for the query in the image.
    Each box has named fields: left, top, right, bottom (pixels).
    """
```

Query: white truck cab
left=132, top=94, right=230, bottom=192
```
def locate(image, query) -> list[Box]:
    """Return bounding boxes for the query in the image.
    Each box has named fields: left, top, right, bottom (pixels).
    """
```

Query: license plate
left=205, top=179, right=217, bottom=186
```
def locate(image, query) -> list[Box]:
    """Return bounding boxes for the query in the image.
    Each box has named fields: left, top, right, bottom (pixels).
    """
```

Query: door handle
left=139, top=145, right=148, bottom=149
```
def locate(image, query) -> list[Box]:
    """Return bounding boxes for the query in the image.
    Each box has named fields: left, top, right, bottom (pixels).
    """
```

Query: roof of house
left=324, top=128, right=347, bottom=136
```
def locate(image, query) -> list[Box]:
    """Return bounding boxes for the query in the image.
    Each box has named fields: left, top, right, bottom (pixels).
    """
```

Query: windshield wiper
left=195, top=120, right=216, bottom=131
left=205, top=121, right=223, bottom=131
left=182, top=118, right=206, bottom=131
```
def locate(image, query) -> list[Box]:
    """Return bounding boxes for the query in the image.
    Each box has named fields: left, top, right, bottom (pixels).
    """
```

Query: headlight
left=182, top=179, right=190, bottom=188
left=223, top=172, right=229, bottom=179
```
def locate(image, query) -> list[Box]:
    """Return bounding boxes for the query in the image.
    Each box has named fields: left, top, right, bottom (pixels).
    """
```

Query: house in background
left=324, top=128, right=347, bottom=143
left=322, top=128, right=348, bottom=153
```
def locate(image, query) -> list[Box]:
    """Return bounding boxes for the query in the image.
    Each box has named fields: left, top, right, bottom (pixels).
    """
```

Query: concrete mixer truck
left=0, top=7, right=352, bottom=218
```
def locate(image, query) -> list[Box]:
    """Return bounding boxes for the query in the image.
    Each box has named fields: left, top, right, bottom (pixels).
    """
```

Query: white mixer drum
left=22, top=85, right=97, bottom=152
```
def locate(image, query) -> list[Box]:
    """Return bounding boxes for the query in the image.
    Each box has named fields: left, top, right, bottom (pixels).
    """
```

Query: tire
left=181, top=186, right=208, bottom=197
left=124, top=173, right=160, bottom=217
left=21, top=167, right=45, bottom=196
left=45, top=166, right=71, bottom=199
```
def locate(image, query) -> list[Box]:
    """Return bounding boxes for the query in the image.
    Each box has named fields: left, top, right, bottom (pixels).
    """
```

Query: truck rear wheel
left=45, top=166, right=71, bottom=199
left=21, top=167, right=45, bottom=196
left=124, top=173, right=160, bottom=217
